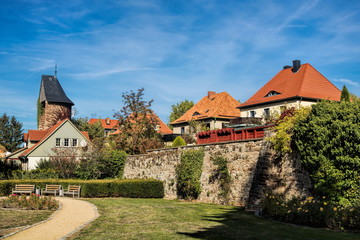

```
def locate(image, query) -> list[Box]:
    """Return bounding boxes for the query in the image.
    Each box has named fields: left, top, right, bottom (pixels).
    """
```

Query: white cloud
left=333, top=78, right=360, bottom=87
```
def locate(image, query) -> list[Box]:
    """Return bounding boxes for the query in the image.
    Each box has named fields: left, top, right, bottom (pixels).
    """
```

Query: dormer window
left=265, top=91, right=280, bottom=97
left=193, top=112, right=201, bottom=116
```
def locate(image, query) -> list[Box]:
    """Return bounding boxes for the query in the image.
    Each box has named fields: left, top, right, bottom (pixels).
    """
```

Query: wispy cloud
left=333, top=78, right=360, bottom=87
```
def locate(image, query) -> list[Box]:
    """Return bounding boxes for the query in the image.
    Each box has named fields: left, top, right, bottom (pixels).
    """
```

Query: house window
left=250, top=111, right=256, bottom=117
left=181, top=127, right=185, bottom=134
left=72, top=138, right=78, bottom=147
left=56, top=138, right=61, bottom=147
left=264, top=108, right=270, bottom=120
left=64, top=138, right=70, bottom=147
left=265, top=91, right=280, bottom=97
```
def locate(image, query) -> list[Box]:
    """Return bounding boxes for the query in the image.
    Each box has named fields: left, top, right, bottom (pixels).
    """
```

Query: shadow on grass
left=177, top=207, right=359, bottom=240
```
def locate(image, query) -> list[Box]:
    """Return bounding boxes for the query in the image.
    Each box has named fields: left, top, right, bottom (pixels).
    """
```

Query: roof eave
left=238, top=96, right=321, bottom=110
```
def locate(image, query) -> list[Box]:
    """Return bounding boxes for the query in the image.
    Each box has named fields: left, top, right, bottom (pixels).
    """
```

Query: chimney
left=208, top=91, right=216, bottom=99
left=283, top=65, right=292, bottom=69
left=292, top=60, right=301, bottom=73
left=105, top=118, right=111, bottom=125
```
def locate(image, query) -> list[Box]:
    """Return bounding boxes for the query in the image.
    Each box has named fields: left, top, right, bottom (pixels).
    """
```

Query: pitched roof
left=107, top=115, right=173, bottom=135
left=171, top=91, right=240, bottom=124
left=26, top=130, right=48, bottom=141
left=89, top=118, right=118, bottom=129
left=19, top=119, right=90, bottom=157
left=39, top=75, right=74, bottom=106
left=239, top=63, right=341, bottom=108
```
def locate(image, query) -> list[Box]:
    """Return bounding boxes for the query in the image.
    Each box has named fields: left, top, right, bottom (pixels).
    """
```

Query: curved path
left=5, top=197, right=98, bottom=240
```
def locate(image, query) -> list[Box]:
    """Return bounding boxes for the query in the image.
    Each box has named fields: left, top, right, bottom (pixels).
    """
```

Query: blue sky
left=1, top=0, right=360, bottom=131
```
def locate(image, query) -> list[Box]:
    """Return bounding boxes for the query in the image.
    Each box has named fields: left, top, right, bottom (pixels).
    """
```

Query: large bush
left=261, top=194, right=360, bottom=231
left=0, top=179, right=164, bottom=198
left=293, top=101, right=360, bottom=205
left=176, top=149, right=204, bottom=199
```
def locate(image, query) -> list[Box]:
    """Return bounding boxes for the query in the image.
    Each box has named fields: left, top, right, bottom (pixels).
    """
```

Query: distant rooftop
left=39, top=75, right=74, bottom=106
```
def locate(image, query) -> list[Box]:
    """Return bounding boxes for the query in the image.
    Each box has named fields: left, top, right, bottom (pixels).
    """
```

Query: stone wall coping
left=127, top=138, right=264, bottom=157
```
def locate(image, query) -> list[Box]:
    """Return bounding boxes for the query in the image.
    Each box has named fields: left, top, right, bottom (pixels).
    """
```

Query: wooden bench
left=63, top=185, right=81, bottom=198
left=12, top=184, right=35, bottom=195
left=41, top=185, right=61, bottom=196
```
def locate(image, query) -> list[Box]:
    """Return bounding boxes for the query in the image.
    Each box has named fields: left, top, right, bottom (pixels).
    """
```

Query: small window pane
left=64, top=138, right=70, bottom=147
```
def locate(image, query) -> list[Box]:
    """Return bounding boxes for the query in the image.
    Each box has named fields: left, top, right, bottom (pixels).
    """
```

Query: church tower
left=37, top=75, right=74, bottom=130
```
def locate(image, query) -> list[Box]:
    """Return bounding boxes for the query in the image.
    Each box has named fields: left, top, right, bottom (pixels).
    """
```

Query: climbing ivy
left=210, top=156, right=231, bottom=202
left=176, top=149, right=205, bottom=199
left=37, top=98, right=44, bottom=128
left=267, top=106, right=311, bottom=156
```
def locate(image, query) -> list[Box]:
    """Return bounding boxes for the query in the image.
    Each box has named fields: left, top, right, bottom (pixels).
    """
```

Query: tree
left=0, top=113, right=23, bottom=152
left=169, top=100, right=194, bottom=123
left=114, top=88, right=163, bottom=154
left=72, top=117, right=105, bottom=150
left=340, top=85, right=351, bottom=102
left=293, top=101, right=360, bottom=204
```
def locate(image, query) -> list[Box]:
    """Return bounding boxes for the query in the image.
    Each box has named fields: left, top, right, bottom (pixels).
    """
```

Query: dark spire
left=39, top=75, right=74, bottom=106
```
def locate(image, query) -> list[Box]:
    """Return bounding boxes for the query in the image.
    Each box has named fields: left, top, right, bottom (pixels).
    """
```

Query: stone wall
left=124, top=139, right=312, bottom=208
left=39, top=101, right=71, bottom=130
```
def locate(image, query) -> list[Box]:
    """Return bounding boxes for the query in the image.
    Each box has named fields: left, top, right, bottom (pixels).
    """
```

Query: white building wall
left=240, top=99, right=315, bottom=119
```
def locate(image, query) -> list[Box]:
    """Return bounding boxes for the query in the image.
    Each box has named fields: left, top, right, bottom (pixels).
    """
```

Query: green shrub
left=261, top=194, right=360, bottom=231
left=11, top=169, right=60, bottom=179
left=210, top=156, right=231, bottom=202
left=99, top=150, right=127, bottom=178
left=176, top=149, right=205, bottom=199
left=172, top=136, right=186, bottom=147
left=0, top=179, right=164, bottom=198
left=293, top=101, right=360, bottom=204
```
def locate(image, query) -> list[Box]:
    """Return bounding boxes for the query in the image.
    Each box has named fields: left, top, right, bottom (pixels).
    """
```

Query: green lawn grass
left=71, top=198, right=360, bottom=240
left=0, top=209, right=52, bottom=237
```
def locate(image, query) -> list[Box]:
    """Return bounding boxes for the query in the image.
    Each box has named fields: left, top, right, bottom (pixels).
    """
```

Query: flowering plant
left=0, top=194, right=59, bottom=210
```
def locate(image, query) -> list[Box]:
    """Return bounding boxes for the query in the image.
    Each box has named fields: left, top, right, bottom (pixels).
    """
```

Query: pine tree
left=340, top=85, right=351, bottom=102
left=0, top=113, right=23, bottom=152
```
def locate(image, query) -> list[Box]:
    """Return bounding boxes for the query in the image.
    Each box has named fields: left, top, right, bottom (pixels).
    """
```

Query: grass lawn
left=71, top=198, right=359, bottom=240
left=0, top=209, right=52, bottom=237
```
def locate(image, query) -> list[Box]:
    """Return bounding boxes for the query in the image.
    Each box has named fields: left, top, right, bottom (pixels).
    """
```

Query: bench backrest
left=67, top=185, right=81, bottom=192
left=15, top=184, right=35, bottom=191
left=45, top=185, right=61, bottom=191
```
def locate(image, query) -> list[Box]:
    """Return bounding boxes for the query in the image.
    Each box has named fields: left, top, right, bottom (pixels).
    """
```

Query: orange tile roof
left=171, top=91, right=240, bottom=124
left=20, top=119, right=90, bottom=157
left=27, top=130, right=48, bottom=141
left=89, top=118, right=118, bottom=129
left=239, top=63, right=341, bottom=108
left=108, top=114, right=173, bottom=135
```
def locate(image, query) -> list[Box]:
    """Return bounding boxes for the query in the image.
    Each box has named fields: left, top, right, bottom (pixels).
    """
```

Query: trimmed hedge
left=0, top=179, right=164, bottom=198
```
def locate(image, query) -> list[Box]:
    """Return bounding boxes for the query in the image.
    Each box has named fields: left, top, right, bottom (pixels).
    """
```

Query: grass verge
left=71, top=198, right=359, bottom=240
left=0, top=209, right=52, bottom=237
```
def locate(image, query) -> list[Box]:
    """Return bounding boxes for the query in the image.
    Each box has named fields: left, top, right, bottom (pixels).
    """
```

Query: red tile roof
left=171, top=91, right=240, bottom=124
left=89, top=118, right=118, bottom=129
left=108, top=115, right=173, bottom=135
left=27, top=130, right=48, bottom=141
left=239, top=63, right=341, bottom=108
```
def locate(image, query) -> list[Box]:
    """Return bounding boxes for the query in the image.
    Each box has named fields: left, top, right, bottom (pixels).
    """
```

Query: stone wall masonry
left=123, top=138, right=312, bottom=208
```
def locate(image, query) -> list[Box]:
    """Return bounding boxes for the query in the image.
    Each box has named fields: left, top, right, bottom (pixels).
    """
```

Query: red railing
left=196, top=125, right=273, bottom=144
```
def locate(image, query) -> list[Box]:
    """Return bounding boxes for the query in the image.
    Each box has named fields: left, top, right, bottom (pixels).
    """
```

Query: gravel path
left=4, top=197, right=98, bottom=240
